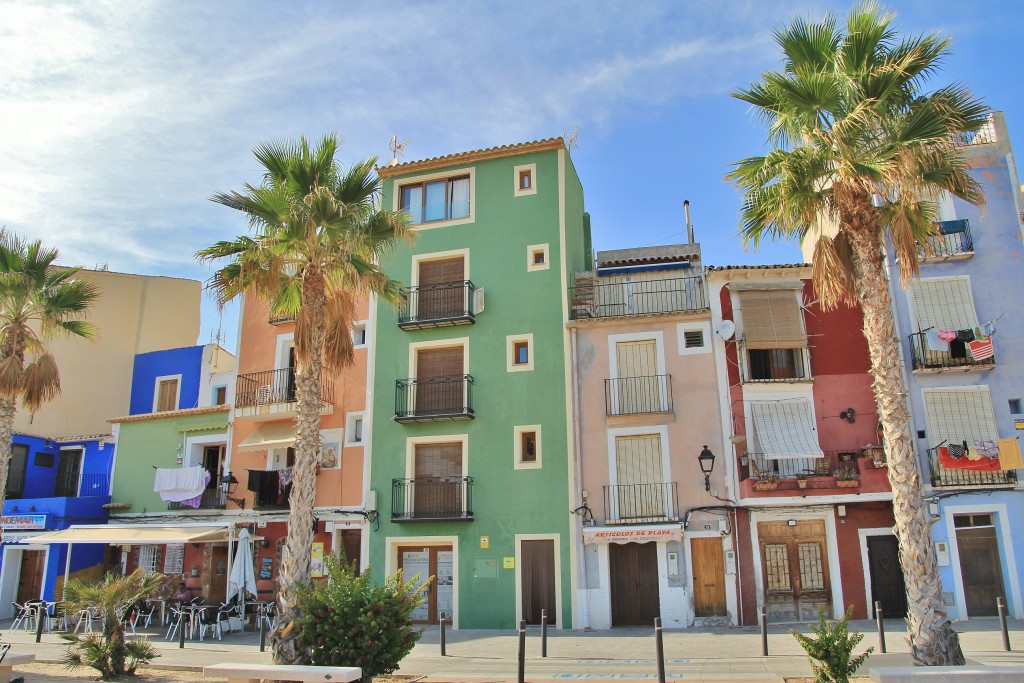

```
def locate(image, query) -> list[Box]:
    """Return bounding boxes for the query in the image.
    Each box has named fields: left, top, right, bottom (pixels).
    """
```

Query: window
left=737, top=289, right=807, bottom=348
left=922, top=388, right=998, bottom=450
left=506, top=334, right=534, bottom=372
left=526, top=244, right=550, bottom=272
left=910, top=276, right=978, bottom=332
left=1010, top=399, right=1022, bottom=415
left=34, top=451, right=55, bottom=468
left=416, top=256, right=466, bottom=320
left=346, top=413, right=365, bottom=446
left=514, top=163, right=537, bottom=197
left=401, top=175, right=470, bottom=225
left=352, top=322, right=368, bottom=348
left=154, top=376, right=180, bottom=412
left=677, top=321, right=712, bottom=356
left=514, top=425, right=542, bottom=469
left=954, top=513, right=994, bottom=528
left=138, top=545, right=162, bottom=575
left=214, top=386, right=227, bottom=405
left=748, top=348, right=808, bottom=380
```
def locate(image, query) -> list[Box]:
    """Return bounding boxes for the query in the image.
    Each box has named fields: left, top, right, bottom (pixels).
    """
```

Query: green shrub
left=792, top=606, right=873, bottom=683
left=295, top=556, right=428, bottom=681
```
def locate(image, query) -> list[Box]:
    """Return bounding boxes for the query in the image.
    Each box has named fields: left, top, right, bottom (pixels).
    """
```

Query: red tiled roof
left=377, top=138, right=564, bottom=177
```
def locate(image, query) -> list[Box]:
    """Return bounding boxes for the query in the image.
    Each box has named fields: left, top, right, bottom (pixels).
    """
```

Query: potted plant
left=739, top=451, right=750, bottom=467
left=834, top=469, right=861, bottom=488
left=796, top=472, right=809, bottom=489
left=753, top=474, right=780, bottom=491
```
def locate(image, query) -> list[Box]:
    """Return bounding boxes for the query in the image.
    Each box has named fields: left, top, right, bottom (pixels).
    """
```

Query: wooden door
left=339, top=529, right=361, bottom=572
left=956, top=526, right=1005, bottom=617
left=609, top=542, right=660, bottom=626
left=398, top=545, right=453, bottom=623
left=54, top=449, right=83, bottom=496
left=867, top=535, right=907, bottom=618
left=16, top=550, right=45, bottom=603
left=614, top=435, right=665, bottom=520
left=692, top=537, right=727, bottom=617
left=759, top=520, right=831, bottom=622
left=414, top=442, right=463, bottom=516
left=415, top=346, right=464, bottom=415
left=208, top=546, right=229, bottom=604
left=418, top=257, right=465, bottom=319
left=521, top=540, right=556, bottom=625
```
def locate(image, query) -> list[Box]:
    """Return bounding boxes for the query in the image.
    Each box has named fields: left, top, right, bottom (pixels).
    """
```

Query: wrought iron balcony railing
left=167, top=487, right=226, bottom=510
left=398, top=281, right=476, bottom=329
left=908, top=332, right=995, bottom=372
left=569, top=275, right=707, bottom=320
left=268, top=313, right=295, bottom=325
left=235, top=368, right=334, bottom=408
left=743, top=451, right=862, bottom=492
left=952, top=117, right=997, bottom=147
left=604, top=375, right=673, bottom=416
left=395, top=375, right=475, bottom=422
left=920, top=219, right=974, bottom=259
left=927, top=448, right=1017, bottom=488
left=603, top=482, right=679, bottom=524
left=6, top=472, right=109, bottom=499
left=392, top=477, right=474, bottom=522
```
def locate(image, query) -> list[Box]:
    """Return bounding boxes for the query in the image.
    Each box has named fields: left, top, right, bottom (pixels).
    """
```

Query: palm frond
left=21, top=351, right=61, bottom=412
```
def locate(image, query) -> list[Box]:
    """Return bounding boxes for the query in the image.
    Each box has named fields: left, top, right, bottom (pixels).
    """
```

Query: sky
left=2, top=0, right=1022, bottom=351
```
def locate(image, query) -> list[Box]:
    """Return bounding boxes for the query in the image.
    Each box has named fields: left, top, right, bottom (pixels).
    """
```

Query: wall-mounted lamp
left=44, top=439, right=55, bottom=449
left=697, top=445, right=715, bottom=492
left=191, top=565, right=199, bottom=577
left=261, top=538, right=270, bottom=549
left=221, top=472, right=246, bottom=509
left=839, top=407, right=857, bottom=423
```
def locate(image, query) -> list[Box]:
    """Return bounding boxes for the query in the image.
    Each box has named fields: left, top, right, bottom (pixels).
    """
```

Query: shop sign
left=310, top=541, right=325, bottom=578
left=1, top=531, right=44, bottom=544
left=583, top=526, right=682, bottom=544
left=259, top=557, right=273, bottom=580
left=1, top=514, right=47, bottom=530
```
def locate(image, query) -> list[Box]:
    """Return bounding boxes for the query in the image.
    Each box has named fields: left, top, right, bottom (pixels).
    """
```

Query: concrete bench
left=204, top=662, right=361, bottom=683
left=0, top=653, right=35, bottom=683
left=871, top=665, right=1024, bottom=682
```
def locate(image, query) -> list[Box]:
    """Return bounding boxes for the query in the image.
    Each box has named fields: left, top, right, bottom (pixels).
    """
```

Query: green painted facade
left=369, top=143, right=589, bottom=629
left=110, top=409, right=229, bottom=516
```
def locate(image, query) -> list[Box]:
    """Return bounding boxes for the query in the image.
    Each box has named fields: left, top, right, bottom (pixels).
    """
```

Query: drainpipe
left=569, top=326, right=590, bottom=629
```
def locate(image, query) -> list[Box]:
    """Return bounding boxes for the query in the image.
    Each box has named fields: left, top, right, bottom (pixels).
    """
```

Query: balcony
left=569, top=275, right=707, bottom=320
left=740, top=451, right=881, bottom=495
left=268, top=313, right=295, bottom=325
left=167, top=488, right=226, bottom=511
left=395, top=375, right=475, bottom=423
left=743, top=347, right=812, bottom=383
left=392, top=477, right=474, bottom=522
left=908, top=332, right=995, bottom=373
left=927, top=449, right=1017, bottom=488
left=234, top=368, right=334, bottom=421
left=247, top=469, right=291, bottom=510
left=952, top=116, right=997, bottom=147
left=604, top=375, right=673, bottom=416
left=398, top=281, right=476, bottom=329
left=603, top=482, right=679, bottom=524
left=919, top=220, right=974, bottom=261
left=6, top=472, right=109, bottom=500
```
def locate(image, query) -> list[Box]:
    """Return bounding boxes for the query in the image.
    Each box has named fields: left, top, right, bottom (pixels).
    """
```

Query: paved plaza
left=5, top=618, right=1024, bottom=682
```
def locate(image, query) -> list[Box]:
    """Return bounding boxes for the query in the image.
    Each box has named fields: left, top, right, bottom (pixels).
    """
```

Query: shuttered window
left=156, top=379, right=178, bottom=412
left=615, top=434, right=665, bottom=519
left=417, top=346, right=464, bottom=379
left=922, top=388, right=999, bottom=450
left=616, top=340, right=657, bottom=378
left=750, top=400, right=823, bottom=459
left=415, top=346, right=465, bottom=414
left=418, top=257, right=465, bottom=319
left=737, top=290, right=807, bottom=348
left=910, top=277, right=978, bottom=332
left=415, top=443, right=463, bottom=480
left=418, top=257, right=465, bottom=286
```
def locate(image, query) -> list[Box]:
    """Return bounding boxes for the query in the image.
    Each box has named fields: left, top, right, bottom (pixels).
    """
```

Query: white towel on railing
left=154, top=466, right=211, bottom=502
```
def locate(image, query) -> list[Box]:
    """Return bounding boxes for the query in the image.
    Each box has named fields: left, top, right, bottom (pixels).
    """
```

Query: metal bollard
left=259, top=609, right=267, bottom=652
left=440, top=612, right=447, bottom=657
left=35, top=606, right=45, bottom=643
left=178, top=610, right=186, bottom=649
left=998, top=597, right=1011, bottom=652
left=518, top=620, right=526, bottom=683
left=759, top=608, right=768, bottom=656
left=541, top=609, right=548, bottom=658
left=654, top=617, right=666, bottom=683
left=875, top=601, right=886, bottom=653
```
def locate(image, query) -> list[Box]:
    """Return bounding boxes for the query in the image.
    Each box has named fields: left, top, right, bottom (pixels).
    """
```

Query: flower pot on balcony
left=836, top=479, right=860, bottom=488
left=797, top=479, right=808, bottom=489
left=753, top=479, right=780, bottom=491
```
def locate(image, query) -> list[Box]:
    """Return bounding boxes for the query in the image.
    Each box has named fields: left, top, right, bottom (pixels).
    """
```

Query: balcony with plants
left=738, top=449, right=892, bottom=498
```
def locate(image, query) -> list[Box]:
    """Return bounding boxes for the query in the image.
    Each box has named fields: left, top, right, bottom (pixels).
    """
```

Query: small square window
left=514, top=424, right=542, bottom=469
left=514, top=342, right=529, bottom=365
left=352, top=322, right=368, bottom=348
left=345, top=412, right=366, bottom=447
left=684, top=330, right=704, bottom=349
left=1010, top=398, right=1022, bottom=415
left=352, top=418, right=363, bottom=443
left=521, top=432, right=537, bottom=462
left=519, top=170, right=532, bottom=190
left=506, top=334, right=535, bottom=372
left=214, top=386, right=227, bottom=405
left=514, top=164, right=537, bottom=197
left=532, top=250, right=545, bottom=265
left=526, top=244, right=550, bottom=272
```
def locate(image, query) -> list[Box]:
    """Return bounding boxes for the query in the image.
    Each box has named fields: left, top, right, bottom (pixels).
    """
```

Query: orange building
left=227, top=295, right=371, bottom=599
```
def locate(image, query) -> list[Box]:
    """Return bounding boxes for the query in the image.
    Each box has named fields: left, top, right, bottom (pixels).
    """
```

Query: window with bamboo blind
left=417, top=257, right=466, bottom=319
left=414, top=442, right=463, bottom=515
left=415, top=345, right=465, bottom=414
left=922, top=387, right=998, bottom=450
left=909, top=276, right=978, bottom=332
left=737, top=289, right=807, bottom=349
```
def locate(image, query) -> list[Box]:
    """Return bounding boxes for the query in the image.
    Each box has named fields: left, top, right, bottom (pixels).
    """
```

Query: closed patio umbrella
left=226, top=528, right=257, bottom=628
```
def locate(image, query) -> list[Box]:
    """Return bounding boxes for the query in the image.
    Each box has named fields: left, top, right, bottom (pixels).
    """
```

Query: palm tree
left=198, top=134, right=410, bottom=664
left=728, top=3, right=988, bottom=666
left=0, top=231, right=100, bottom=511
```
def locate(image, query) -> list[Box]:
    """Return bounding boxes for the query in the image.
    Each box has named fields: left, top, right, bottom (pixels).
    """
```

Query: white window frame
left=138, top=545, right=161, bottom=575
left=352, top=320, right=368, bottom=349
left=608, top=331, right=667, bottom=379
left=405, top=434, right=469, bottom=479
left=411, top=248, right=471, bottom=287
left=345, top=412, right=366, bottom=447
left=606, top=425, right=673, bottom=521
left=943, top=502, right=1022, bottom=619
left=513, top=424, right=542, bottom=470
left=274, top=333, right=295, bottom=372
left=513, top=163, right=537, bottom=197
left=506, top=333, right=535, bottom=373
left=392, top=167, right=476, bottom=231
left=677, top=321, right=712, bottom=356
left=526, top=243, right=550, bottom=272
left=153, top=374, right=182, bottom=412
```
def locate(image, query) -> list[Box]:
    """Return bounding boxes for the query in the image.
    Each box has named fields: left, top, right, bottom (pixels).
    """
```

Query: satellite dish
left=715, top=320, right=736, bottom=340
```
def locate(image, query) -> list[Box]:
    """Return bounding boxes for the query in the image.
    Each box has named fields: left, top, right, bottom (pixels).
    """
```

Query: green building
left=369, top=138, right=590, bottom=629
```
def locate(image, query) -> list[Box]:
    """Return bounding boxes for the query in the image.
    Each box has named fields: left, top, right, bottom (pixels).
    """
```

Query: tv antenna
left=564, top=128, right=579, bottom=151
left=388, top=133, right=410, bottom=163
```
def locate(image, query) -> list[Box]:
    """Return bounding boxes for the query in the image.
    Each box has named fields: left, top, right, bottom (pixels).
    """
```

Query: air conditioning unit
left=365, top=490, right=377, bottom=512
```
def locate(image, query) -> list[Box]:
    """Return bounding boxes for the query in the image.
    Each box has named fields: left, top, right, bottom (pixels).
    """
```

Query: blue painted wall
left=129, top=345, right=205, bottom=415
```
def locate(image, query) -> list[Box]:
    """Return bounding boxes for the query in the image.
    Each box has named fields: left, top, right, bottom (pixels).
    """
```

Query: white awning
left=236, top=423, right=295, bottom=451
left=583, top=525, right=682, bottom=544
left=22, top=524, right=230, bottom=545
left=750, top=400, right=823, bottom=459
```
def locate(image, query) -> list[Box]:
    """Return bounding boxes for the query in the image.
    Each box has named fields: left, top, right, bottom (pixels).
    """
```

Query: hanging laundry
left=973, top=439, right=999, bottom=458
left=937, top=329, right=957, bottom=342
left=947, top=443, right=966, bottom=459
left=998, top=438, right=1023, bottom=471
left=949, top=339, right=967, bottom=359
left=940, top=443, right=999, bottom=471
left=925, top=329, right=950, bottom=353
left=956, top=328, right=976, bottom=342
left=968, top=338, right=994, bottom=361
left=154, top=466, right=210, bottom=504
left=974, top=321, right=996, bottom=340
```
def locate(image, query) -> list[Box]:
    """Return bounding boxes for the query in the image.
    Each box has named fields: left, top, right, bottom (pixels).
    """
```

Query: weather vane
left=388, top=133, right=410, bottom=163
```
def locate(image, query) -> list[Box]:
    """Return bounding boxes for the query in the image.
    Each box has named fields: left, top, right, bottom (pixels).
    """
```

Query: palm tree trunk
left=847, top=215, right=965, bottom=666
left=270, top=274, right=327, bottom=665
left=0, top=396, right=16, bottom=512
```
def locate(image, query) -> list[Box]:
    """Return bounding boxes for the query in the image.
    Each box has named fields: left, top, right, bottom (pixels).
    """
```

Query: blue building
left=887, top=111, right=1024, bottom=620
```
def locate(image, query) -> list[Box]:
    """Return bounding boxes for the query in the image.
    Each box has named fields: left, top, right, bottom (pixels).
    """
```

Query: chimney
left=684, top=200, right=694, bottom=244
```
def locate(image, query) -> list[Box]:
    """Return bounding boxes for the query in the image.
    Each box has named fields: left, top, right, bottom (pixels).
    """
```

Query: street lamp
left=221, top=472, right=246, bottom=509
left=698, top=445, right=715, bottom=492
